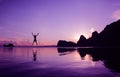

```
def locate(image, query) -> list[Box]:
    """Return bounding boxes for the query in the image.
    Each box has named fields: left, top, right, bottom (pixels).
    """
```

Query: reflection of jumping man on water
left=33, top=50, right=37, bottom=61
left=32, top=32, right=39, bottom=45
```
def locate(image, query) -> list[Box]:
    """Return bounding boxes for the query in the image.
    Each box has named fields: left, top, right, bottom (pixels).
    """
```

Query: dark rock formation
left=57, top=40, right=76, bottom=47
left=57, top=19, right=120, bottom=47
left=77, top=19, right=120, bottom=47
left=98, top=20, right=120, bottom=46
left=77, top=35, right=87, bottom=46
left=87, top=31, right=99, bottom=46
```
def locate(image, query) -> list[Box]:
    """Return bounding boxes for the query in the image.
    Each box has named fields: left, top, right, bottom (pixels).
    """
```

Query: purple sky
left=0, top=0, right=120, bottom=45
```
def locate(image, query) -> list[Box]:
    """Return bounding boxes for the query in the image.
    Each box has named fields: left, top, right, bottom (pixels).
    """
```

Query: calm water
left=0, top=47, right=120, bottom=77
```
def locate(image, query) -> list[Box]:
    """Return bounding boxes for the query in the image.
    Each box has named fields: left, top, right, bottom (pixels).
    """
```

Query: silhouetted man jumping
left=32, top=32, right=39, bottom=45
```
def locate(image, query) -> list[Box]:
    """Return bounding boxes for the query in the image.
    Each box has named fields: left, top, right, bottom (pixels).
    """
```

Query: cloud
left=112, top=10, right=120, bottom=20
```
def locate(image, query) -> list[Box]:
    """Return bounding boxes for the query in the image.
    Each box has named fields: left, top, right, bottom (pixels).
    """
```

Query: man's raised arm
left=32, top=32, right=34, bottom=36
left=37, top=33, right=39, bottom=36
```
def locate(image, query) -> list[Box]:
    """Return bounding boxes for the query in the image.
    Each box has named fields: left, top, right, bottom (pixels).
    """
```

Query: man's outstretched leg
left=35, top=41, right=38, bottom=46
left=32, top=41, right=34, bottom=46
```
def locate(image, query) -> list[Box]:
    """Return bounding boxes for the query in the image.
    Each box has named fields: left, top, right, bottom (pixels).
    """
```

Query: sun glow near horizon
left=72, top=32, right=91, bottom=42
left=72, top=27, right=95, bottom=42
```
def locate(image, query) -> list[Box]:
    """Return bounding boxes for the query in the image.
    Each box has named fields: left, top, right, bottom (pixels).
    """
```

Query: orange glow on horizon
left=0, top=37, right=57, bottom=46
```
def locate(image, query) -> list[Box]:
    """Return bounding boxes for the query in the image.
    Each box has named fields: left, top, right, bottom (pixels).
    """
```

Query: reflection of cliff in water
left=77, top=48, right=120, bottom=73
left=57, top=48, right=76, bottom=56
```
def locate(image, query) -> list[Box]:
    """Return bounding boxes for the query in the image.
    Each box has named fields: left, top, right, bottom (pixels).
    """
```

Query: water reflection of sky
left=0, top=47, right=120, bottom=77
